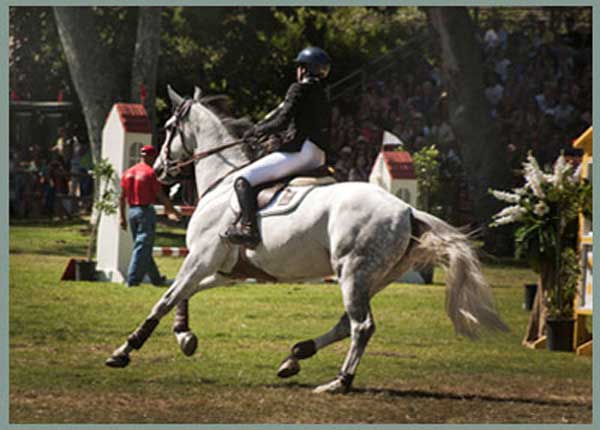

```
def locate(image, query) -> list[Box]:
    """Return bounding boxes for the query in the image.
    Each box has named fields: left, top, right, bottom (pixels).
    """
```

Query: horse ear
left=193, top=86, right=202, bottom=102
left=167, top=84, right=184, bottom=107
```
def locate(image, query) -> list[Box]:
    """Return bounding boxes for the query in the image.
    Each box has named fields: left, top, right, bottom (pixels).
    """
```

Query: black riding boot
left=223, top=177, right=261, bottom=248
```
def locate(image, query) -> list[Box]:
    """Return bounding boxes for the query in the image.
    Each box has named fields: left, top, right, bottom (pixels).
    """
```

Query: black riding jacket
left=254, top=78, right=333, bottom=164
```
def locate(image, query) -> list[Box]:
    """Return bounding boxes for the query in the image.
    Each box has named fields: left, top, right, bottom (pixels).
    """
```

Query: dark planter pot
left=75, top=260, right=97, bottom=281
left=523, top=283, right=538, bottom=310
left=546, top=318, right=575, bottom=352
left=418, top=265, right=435, bottom=284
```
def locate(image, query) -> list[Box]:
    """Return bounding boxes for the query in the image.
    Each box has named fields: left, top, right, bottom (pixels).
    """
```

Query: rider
left=223, top=46, right=333, bottom=248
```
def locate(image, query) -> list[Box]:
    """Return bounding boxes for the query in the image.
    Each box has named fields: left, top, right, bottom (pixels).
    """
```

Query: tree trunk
left=425, top=8, right=511, bottom=244
left=53, top=7, right=123, bottom=163
left=130, top=7, right=162, bottom=147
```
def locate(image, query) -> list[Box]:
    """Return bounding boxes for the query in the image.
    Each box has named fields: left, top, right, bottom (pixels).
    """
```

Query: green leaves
left=86, top=158, right=118, bottom=260
left=547, top=248, right=580, bottom=319
left=91, top=158, right=118, bottom=216
left=413, top=144, right=440, bottom=212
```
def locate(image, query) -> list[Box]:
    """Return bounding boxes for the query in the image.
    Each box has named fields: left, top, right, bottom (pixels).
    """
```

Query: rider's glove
left=242, top=126, right=257, bottom=141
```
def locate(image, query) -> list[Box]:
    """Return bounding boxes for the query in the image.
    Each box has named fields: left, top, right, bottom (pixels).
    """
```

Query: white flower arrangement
left=491, top=204, right=527, bottom=225
left=522, top=154, right=546, bottom=199
left=533, top=201, right=549, bottom=217
left=491, top=153, right=583, bottom=229
left=490, top=152, right=592, bottom=319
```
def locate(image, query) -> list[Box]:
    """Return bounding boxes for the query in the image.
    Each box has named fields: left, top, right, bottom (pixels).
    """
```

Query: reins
left=162, top=97, right=249, bottom=195
left=167, top=139, right=245, bottom=171
left=198, top=160, right=253, bottom=199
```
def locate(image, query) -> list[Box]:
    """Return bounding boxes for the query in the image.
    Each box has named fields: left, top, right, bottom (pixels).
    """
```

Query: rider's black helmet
left=295, top=46, right=331, bottom=79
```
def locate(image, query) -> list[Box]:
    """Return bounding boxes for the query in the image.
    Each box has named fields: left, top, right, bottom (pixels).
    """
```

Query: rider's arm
left=119, top=189, right=128, bottom=230
left=261, top=101, right=285, bottom=122
left=254, top=83, right=303, bottom=136
left=156, top=188, right=181, bottom=221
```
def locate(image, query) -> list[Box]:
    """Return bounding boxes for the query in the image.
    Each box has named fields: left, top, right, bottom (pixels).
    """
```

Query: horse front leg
left=172, top=273, right=235, bottom=356
left=173, top=299, right=197, bottom=357
left=106, top=248, right=227, bottom=368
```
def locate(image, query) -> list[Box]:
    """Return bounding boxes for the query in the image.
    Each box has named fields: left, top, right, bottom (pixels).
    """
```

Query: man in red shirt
left=119, top=145, right=181, bottom=287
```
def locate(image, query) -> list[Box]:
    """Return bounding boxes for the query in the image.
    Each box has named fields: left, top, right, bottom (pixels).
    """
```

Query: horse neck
left=192, top=108, right=251, bottom=198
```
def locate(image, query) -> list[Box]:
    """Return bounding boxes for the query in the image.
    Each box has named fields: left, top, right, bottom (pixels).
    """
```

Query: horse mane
left=199, top=94, right=253, bottom=138
left=199, top=94, right=269, bottom=161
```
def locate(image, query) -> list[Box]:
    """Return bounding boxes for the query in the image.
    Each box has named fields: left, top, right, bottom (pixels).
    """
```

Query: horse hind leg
left=277, top=313, right=350, bottom=378
left=313, top=278, right=375, bottom=394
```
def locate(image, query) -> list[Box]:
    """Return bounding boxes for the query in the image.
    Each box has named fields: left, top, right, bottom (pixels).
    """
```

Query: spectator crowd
left=327, top=13, right=592, bottom=222
left=9, top=127, right=94, bottom=219
left=10, top=13, right=592, bottom=224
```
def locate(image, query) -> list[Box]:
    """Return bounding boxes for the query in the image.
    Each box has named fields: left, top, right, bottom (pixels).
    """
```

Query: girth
left=218, top=247, right=278, bottom=283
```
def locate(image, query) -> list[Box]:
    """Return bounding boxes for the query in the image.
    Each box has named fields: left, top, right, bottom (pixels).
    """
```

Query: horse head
left=154, top=85, right=205, bottom=185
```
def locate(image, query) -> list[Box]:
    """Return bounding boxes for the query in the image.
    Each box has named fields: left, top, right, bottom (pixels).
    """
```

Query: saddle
left=221, top=166, right=335, bottom=283
left=254, top=165, right=335, bottom=210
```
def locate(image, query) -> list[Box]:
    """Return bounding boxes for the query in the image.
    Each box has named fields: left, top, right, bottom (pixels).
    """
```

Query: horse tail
left=408, top=208, right=509, bottom=339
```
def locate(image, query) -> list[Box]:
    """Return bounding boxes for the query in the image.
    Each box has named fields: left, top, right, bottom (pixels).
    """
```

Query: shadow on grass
left=10, top=218, right=88, bottom=228
left=10, top=244, right=88, bottom=257
left=268, top=382, right=591, bottom=408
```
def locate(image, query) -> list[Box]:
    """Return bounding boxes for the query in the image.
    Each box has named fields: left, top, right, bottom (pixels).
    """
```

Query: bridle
left=160, top=97, right=251, bottom=197
left=162, top=98, right=245, bottom=173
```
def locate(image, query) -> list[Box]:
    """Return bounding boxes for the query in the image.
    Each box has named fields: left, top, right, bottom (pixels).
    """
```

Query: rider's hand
left=242, top=126, right=257, bottom=140
left=120, top=217, right=128, bottom=231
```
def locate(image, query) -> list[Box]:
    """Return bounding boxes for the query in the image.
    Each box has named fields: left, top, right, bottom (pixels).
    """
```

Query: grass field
left=9, top=219, right=593, bottom=424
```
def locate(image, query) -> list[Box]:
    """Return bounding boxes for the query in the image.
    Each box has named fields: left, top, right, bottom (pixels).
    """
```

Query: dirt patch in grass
left=11, top=374, right=591, bottom=424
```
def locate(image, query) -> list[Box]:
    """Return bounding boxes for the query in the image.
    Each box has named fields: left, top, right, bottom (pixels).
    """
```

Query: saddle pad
left=229, top=184, right=322, bottom=218
left=260, top=177, right=335, bottom=217
left=258, top=185, right=315, bottom=217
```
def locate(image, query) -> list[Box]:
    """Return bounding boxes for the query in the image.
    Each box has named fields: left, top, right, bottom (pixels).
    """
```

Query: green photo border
left=1, top=1, right=596, bottom=429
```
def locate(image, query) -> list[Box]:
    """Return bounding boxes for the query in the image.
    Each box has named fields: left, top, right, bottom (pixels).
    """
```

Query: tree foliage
left=9, top=7, right=70, bottom=100
left=157, top=7, right=428, bottom=120
left=10, top=6, right=429, bottom=123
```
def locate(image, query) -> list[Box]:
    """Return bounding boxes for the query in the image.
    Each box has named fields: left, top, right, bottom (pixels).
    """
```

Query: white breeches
left=236, top=139, right=325, bottom=186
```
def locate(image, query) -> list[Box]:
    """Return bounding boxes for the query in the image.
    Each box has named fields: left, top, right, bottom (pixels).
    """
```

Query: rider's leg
left=238, top=139, right=325, bottom=186
left=224, top=176, right=261, bottom=247
left=224, top=140, right=325, bottom=247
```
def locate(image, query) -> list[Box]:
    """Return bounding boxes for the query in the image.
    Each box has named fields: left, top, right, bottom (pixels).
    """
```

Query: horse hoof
left=277, top=357, right=300, bottom=378
left=313, top=378, right=349, bottom=394
left=105, top=354, right=130, bottom=368
left=176, top=331, right=198, bottom=357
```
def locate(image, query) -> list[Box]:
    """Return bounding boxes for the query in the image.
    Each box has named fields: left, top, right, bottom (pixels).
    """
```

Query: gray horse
left=106, top=86, right=508, bottom=394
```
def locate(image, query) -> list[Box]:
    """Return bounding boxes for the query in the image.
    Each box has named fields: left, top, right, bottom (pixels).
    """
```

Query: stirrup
left=222, top=223, right=261, bottom=248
